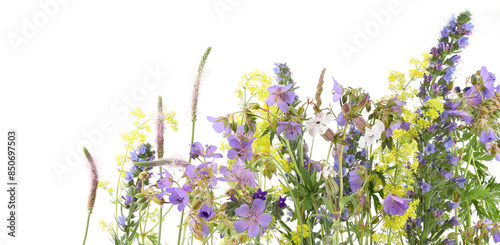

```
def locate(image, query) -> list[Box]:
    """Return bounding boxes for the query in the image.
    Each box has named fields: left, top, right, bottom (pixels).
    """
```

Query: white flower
left=305, top=112, right=334, bottom=137
left=316, top=166, right=337, bottom=182
left=358, top=120, right=385, bottom=148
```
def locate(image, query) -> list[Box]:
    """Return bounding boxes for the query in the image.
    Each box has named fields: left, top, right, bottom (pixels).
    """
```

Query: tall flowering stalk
left=82, top=147, right=98, bottom=245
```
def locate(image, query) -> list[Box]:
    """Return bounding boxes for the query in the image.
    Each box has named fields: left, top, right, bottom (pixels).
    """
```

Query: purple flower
left=265, top=84, right=295, bottom=112
left=451, top=176, right=467, bottom=188
left=449, top=216, right=460, bottom=226
left=450, top=55, right=460, bottom=63
left=425, top=143, right=436, bottom=155
left=198, top=204, right=215, bottom=221
left=124, top=195, right=133, bottom=206
left=227, top=135, right=254, bottom=161
left=278, top=196, right=287, bottom=209
left=441, top=27, right=449, bottom=38
left=157, top=168, right=173, bottom=189
left=186, top=165, right=200, bottom=183
left=207, top=116, right=232, bottom=136
left=441, top=170, right=453, bottom=180
left=349, top=166, right=364, bottom=192
left=220, top=159, right=258, bottom=187
left=118, top=215, right=126, bottom=227
left=345, top=154, right=355, bottom=166
left=332, top=77, right=343, bottom=103
left=253, top=188, right=268, bottom=200
left=383, top=194, right=412, bottom=216
left=386, top=121, right=411, bottom=137
left=447, top=201, right=460, bottom=209
left=458, top=37, right=469, bottom=48
left=494, top=229, right=500, bottom=243
left=446, top=154, right=459, bottom=165
left=443, top=239, right=455, bottom=245
left=448, top=110, right=473, bottom=124
left=443, top=137, right=454, bottom=150
left=190, top=142, right=223, bottom=159
left=124, top=170, right=134, bottom=182
left=336, top=112, right=347, bottom=127
left=234, top=199, right=272, bottom=238
left=276, top=121, right=302, bottom=141
left=443, top=67, right=456, bottom=82
left=481, top=66, right=496, bottom=84
left=420, top=182, right=431, bottom=194
left=169, top=188, right=189, bottom=211
left=480, top=129, right=498, bottom=144
left=130, top=151, right=139, bottom=162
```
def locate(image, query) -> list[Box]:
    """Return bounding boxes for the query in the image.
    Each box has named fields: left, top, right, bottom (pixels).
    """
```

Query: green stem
left=82, top=211, right=92, bottom=245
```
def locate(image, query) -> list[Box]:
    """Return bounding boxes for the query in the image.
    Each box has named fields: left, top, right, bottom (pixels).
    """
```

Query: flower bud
left=353, top=117, right=368, bottom=133
left=139, top=171, right=148, bottom=180
left=342, top=103, right=351, bottom=115
left=135, top=193, right=145, bottom=199
left=321, top=129, right=335, bottom=142
left=248, top=103, right=260, bottom=110
left=325, top=178, right=339, bottom=197
left=139, top=203, right=148, bottom=211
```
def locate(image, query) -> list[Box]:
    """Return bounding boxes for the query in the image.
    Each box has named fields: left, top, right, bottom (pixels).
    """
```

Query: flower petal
left=256, top=213, right=272, bottom=227
left=247, top=222, right=261, bottom=238
left=234, top=219, right=251, bottom=233
left=235, top=204, right=251, bottom=218
left=252, top=199, right=266, bottom=216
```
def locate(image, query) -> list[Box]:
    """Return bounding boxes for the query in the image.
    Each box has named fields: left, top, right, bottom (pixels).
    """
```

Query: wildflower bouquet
left=82, top=11, right=500, bottom=245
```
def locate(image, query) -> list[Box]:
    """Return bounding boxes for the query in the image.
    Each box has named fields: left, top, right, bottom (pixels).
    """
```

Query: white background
left=1, top=1, right=500, bottom=244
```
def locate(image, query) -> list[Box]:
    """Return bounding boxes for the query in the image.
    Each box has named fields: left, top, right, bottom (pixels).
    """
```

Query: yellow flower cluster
left=120, top=108, right=151, bottom=150
left=280, top=224, right=310, bottom=245
left=236, top=70, right=273, bottom=105
left=99, top=220, right=114, bottom=233
left=385, top=53, right=431, bottom=101
left=423, top=97, right=444, bottom=120
left=97, top=180, right=114, bottom=196
left=162, top=104, right=178, bottom=131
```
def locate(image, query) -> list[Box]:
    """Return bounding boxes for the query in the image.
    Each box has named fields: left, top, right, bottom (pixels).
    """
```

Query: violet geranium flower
left=169, top=188, right=189, bottom=211
left=207, top=116, right=232, bottom=136
left=480, top=128, right=498, bottom=144
left=198, top=204, right=215, bottom=221
left=234, top=199, right=272, bottom=238
left=265, top=84, right=295, bottom=112
left=190, top=142, right=223, bottom=159
left=227, top=135, right=254, bottom=161
left=383, top=194, right=412, bottom=216
left=276, top=121, right=302, bottom=141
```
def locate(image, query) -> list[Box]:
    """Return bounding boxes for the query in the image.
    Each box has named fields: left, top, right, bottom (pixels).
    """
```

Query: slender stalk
left=82, top=211, right=92, bottom=245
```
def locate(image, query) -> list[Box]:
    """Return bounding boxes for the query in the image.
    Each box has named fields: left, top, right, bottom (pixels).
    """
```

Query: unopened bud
left=139, top=171, right=148, bottom=180
left=325, top=178, right=339, bottom=197
left=342, top=103, right=351, bottom=115
left=353, top=117, right=368, bottom=133
left=322, top=129, right=335, bottom=142
left=248, top=103, right=260, bottom=110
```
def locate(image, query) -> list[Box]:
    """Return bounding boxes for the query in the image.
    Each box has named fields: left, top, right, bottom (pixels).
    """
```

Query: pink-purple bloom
left=265, top=84, right=295, bottom=112
left=383, top=194, right=412, bottom=216
left=276, top=121, right=302, bottom=141
left=234, top=199, right=272, bottom=238
left=118, top=215, right=126, bottom=227
left=220, top=159, right=258, bottom=187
